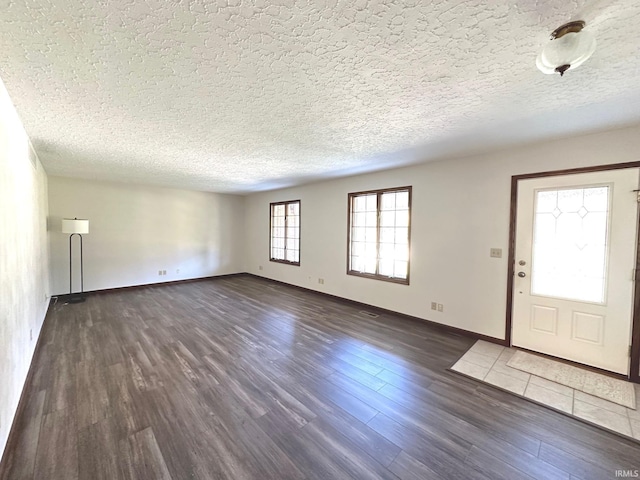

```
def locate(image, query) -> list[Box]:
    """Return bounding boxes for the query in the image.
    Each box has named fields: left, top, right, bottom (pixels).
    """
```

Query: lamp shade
left=537, top=30, right=596, bottom=75
left=62, top=218, right=89, bottom=234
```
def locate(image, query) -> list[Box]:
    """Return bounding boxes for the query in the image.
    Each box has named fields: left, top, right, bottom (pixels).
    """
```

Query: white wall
left=48, top=177, right=245, bottom=295
left=245, top=125, right=640, bottom=340
left=0, top=80, right=50, bottom=459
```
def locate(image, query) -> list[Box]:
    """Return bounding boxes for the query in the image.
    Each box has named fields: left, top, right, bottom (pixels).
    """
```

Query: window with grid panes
left=348, top=187, right=411, bottom=284
left=270, top=200, right=300, bottom=265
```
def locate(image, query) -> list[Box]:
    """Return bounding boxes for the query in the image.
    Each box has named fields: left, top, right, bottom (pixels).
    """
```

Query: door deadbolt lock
left=518, top=260, right=526, bottom=266
left=517, top=271, right=526, bottom=278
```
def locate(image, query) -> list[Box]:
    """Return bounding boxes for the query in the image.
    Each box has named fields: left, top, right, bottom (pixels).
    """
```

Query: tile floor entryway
left=451, top=340, right=640, bottom=441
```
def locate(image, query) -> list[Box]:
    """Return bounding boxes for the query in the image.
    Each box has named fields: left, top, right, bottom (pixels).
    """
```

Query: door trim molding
left=505, top=161, right=640, bottom=383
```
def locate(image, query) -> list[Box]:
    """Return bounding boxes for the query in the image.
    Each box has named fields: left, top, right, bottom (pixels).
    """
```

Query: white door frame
left=505, top=162, right=640, bottom=382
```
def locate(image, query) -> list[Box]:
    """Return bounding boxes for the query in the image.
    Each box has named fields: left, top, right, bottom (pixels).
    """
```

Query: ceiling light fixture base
left=550, top=20, right=586, bottom=39
left=536, top=20, right=596, bottom=76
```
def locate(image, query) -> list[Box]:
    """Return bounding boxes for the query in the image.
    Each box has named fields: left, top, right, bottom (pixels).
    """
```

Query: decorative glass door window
left=531, top=186, right=610, bottom=303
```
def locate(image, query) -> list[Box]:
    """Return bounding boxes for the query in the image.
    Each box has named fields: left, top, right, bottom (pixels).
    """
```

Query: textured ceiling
left=1, top=1, right=640, bottom=193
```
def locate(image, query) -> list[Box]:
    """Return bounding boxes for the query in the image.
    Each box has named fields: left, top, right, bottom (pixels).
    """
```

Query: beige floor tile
left=490, top=359, right=532, bottom=382
left=574, top=400, right=632, bottom=436
left=631, top=419, right=640, bottom=440
left=627, top=405, right=640, bottom=421
left=528, top=375, right=574, bottom=397
left=497, top=348, right=516, bottom=363
left=460, top=350, right=498, bottom=369
left=524, top=383, right=572, bottom=414
left=632, top=384, right=640, bottom=413
left=451, top=359, right=489, bottom=380
left=574, top=390, right=628, bottom=416
left=469, top=340, right=504, bottom=360
left=484, top=369, right=529, bottom=395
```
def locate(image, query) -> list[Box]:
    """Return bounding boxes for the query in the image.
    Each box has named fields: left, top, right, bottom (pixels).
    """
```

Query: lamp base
left=68, top=294, right=86, bottom=304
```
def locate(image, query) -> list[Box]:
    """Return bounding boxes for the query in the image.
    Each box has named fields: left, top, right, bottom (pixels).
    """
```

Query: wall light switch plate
left=490, top=248, right=502, bottom=258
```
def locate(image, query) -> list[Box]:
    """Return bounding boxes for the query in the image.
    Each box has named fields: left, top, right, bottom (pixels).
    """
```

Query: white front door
left=512, top=168, right=639, bottom=375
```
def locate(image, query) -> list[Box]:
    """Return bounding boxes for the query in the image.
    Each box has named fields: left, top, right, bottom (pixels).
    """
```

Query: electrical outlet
left=431, top=302, right=437, bottom=310
left=437, top=304, right=444, bottom=312
left=490, top=248, right=502, bottom=258
left=163, top=270, right=167, bottom=275
left=258, top=265, right=263, bottom=271
left=158, top=270, right=162, bottom=275
left=176, top=269, right=180, bottom=274
left=318, top=278, right=324, bottom=285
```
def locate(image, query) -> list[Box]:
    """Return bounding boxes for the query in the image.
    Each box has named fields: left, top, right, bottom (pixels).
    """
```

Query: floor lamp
left=62, top=218, right=89, bottom=303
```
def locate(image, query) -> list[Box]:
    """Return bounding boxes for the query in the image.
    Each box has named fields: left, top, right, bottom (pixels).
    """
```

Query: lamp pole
left=62, top=218, right=89, bottom=303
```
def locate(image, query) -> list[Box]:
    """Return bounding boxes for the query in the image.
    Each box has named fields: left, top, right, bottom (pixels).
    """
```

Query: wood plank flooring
left=1, top=275, right=639, bottom=479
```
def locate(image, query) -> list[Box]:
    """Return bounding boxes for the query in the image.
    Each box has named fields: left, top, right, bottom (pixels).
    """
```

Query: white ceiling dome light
left=537, top=21, right=597, bottom=76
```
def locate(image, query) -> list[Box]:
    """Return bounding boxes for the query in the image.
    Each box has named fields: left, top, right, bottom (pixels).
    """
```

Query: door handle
left=518, top=271, right=526, bottom=278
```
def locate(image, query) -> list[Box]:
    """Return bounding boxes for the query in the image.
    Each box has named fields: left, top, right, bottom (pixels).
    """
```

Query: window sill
left=347, top=270, right=409, bottom=285
left=270, top=259, right=300, bottom=266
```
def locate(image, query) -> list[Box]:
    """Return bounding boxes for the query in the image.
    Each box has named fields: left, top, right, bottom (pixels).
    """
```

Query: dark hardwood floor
left=1, top=275, right=639, bottom=479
